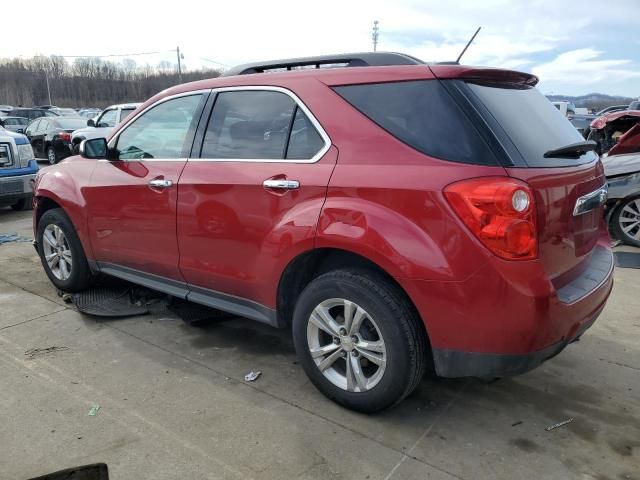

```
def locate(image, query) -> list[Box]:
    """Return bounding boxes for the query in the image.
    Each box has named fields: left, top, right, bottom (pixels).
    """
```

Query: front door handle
left=263, top=179, right=300, bottom=190
left=148, top=179, right=173, bottom=189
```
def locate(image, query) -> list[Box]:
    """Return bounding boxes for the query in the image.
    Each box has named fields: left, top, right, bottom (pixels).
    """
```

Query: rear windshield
left=333, top=80, right=499, bottom=166
left=56, top=118, right=87, bottom=129
left=466, top=83, right=597, bottom=167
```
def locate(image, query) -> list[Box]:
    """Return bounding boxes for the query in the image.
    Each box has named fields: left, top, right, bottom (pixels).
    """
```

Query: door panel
left=86, top=160, right=187, bottom=280
left=85, top=92, right=208, bottom=281
left=177, top=147, right=337, bottom=307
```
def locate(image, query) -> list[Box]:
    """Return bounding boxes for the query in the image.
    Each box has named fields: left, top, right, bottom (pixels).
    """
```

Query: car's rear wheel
left=612, top=196, right=640, bottom=247
left=47, top=146, right=57, bottom=165
left=37, top=208, right=93, bottom=292
left=292, top=270, right=427, bottom=413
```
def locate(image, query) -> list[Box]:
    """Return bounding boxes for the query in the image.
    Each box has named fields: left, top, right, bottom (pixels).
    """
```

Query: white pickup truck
left=71, top=102, right=141, bottom=153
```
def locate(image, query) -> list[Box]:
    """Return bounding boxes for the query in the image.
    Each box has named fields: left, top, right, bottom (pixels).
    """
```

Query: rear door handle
left=263, top=179, right=300, bottom=190
left=148, top=179, right=173, bottom=189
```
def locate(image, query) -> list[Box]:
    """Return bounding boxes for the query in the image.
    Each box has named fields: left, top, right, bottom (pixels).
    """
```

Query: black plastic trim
left=433, top=308, right=602, bottom=378
left=96, top=262, right=280, bottom=327
left=555, top=246, right=614, bottom=304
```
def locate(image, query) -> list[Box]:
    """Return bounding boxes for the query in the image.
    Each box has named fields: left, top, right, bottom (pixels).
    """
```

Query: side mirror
left=87, top=118, right=95, bottom=127
left=79, top=138, right=114, bottom=159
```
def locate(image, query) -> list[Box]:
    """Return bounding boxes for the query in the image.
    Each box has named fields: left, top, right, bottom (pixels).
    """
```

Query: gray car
left=0, top=116, right=30, bottom=134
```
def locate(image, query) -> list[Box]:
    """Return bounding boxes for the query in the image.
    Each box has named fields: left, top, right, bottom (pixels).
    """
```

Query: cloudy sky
left=2, top=0, right=639, bottom=97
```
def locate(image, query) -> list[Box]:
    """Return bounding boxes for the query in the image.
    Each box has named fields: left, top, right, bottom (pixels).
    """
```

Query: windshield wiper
left=543, top=140, right=597, bottom=159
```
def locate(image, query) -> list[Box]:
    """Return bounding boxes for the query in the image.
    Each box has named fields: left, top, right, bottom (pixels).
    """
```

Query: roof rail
left=222, top=52, right=426, bottom=76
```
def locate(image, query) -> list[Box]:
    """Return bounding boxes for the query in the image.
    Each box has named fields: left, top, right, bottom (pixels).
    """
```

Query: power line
left=198, top=57, right=231, bottom=68
left=46, top=50, right=174, bottom=59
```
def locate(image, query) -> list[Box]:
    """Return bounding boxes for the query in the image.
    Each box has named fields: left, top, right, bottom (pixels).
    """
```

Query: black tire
left=37, top=208, right=93, bottom=292
left=47, top=145, right=58, bottom=165
left=612, top=196, right=640, bottom=247
left=11, top=196, right=33, bottom=211
left=292, top=270, right=427, bottom=413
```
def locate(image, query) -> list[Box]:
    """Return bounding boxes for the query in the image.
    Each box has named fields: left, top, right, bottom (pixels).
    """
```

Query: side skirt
left=96, top=262, right=281, bottom=328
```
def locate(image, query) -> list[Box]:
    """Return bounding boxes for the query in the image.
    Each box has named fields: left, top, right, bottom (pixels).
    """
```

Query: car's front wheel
left=292, top=270, right=427, bottom=413
left=37, top=208, right=93, bottom=291
left=612, top=196, right=640, bottom=247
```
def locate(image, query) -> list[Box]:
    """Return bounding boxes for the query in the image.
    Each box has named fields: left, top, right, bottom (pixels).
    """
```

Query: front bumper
left=0, top=172, right=36, bottom=205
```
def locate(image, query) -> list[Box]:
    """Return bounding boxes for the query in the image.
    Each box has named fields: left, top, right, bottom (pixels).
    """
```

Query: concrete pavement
left=0, top=207, right=638, bottom=480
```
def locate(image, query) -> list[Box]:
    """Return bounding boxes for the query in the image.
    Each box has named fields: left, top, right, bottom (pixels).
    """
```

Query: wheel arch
left=276, top=247, right=432, bottom=349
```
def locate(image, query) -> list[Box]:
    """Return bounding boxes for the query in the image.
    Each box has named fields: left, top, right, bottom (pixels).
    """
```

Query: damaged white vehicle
left=589, top=110, right=640, bottom=246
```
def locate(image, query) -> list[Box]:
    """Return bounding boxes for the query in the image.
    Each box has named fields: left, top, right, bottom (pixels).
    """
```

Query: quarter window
left=201, top=90, right=325, bottom=160
left=116, top=94, right=203, bottom=160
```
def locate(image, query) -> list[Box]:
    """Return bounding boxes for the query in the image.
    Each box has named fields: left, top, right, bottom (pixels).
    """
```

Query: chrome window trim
left=192, top=85, right=331, bottom=164
left=107, top=89, right=212, bottom=161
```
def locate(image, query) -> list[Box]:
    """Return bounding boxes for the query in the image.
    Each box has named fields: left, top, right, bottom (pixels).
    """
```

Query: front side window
left=97, top=109, right=117, bottom=128
left=116, top=94, right=203, bottom=160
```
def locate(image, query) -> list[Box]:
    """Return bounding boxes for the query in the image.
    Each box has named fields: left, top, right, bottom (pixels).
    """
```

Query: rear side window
left=466, top=83, right=597, bottom=167
left=333, top=80, right=498, bottom=165
left=201, top=90, right=325, bottom=160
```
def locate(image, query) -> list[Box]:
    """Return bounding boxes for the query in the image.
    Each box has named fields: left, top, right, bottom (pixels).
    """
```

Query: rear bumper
left=400, top=242, right=614, bottom=378
left=432, top=307, right=602, bottom=378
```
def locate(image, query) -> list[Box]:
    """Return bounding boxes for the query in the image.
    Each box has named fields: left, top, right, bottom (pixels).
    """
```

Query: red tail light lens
left=444, top=177, right=537, bottom=260
left=58, top=132, right=71, bottom=142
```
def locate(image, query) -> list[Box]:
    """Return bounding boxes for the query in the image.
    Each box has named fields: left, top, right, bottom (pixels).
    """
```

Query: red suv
left=33, top=53, right=613, bottom=412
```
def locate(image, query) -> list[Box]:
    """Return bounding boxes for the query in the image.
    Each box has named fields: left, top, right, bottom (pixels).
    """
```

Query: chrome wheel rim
left=619, top=199, right=640, bottom=241
left=47, top=148, right=56, bottom=164
left=42, top=224, right=72, bottom=280
left=307, top=298, right=387, bottom=392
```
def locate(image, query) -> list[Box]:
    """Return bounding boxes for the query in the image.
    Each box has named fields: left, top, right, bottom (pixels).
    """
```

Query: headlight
left=17, top=143, right=35, bottom=168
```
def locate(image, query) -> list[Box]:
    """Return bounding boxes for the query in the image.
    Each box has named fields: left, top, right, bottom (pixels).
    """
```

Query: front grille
left=0, top=142, right=14, bottom=168
left=0, top=180, right=23, bottom=194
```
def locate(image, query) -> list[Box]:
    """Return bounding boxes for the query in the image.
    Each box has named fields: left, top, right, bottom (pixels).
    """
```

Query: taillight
left=58, top=132, right=71, bottom=142
left=444, top=177, right=537, bottom=260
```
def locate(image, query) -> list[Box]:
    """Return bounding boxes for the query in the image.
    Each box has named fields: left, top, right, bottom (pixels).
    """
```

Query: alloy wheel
left=42, top=224, right=73, bottom=280
left=47, top=148, right=56, bottom=165
left=618, top=199, right=640, bottom=241
left=307, top=298, right=387, bottom=392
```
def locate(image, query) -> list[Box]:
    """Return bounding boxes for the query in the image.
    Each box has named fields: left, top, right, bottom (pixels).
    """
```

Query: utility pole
left=44, top=69, right=52, bottom=105
left=176, top=46, right=183, bottom=83
left=372, top=20, right=380, bottom=52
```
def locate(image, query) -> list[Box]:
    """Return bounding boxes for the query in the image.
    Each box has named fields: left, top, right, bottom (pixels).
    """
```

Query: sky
left=1, top=0, right=639, bottom=97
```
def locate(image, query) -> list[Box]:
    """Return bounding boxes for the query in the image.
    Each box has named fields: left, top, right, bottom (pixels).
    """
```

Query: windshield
left=467, top=83, right=597, bottom=167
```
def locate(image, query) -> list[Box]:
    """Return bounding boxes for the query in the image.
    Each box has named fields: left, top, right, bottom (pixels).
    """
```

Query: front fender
left=34, top=158, right=97, bottom=261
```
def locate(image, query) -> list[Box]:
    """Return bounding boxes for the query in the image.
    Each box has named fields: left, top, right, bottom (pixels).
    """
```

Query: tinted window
left=57, top=118, right=87, bottom=129
left=467, top=83, right=597, bottom=166
left=119, top=108, right=136, bottom=123
left=202, top=91, right=295, bottom=159
left=334, top=80, right=498, bottom=165
left=97, top=109, right=117, bottom=127
left=116, top=94, right=202, bottom=160
left=286, top=107, right=325, bottom=159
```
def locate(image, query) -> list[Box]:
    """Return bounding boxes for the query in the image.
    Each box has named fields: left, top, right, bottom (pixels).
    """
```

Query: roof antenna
left=456, top=26, right=481, bottom=64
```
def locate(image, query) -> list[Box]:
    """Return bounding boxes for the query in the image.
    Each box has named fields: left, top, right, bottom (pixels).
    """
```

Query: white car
left=71, top=102, right=141, bottom=152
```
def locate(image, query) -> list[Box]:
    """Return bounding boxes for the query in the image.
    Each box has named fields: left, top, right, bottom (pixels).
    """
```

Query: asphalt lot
left=0, top=205, right=639, bottom=480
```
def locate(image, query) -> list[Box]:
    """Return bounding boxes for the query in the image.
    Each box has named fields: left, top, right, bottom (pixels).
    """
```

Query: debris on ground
left=614, top=252, right=640, bottom=269
left=244, top=371, right=262, bottom=382
left=0, top=233, right=31, bottom=245
left=545, top=418, right=574, bottom=431
left=72, top=286, right=150, bottom=317
left=511, top=421, right=523, bottom=427
left=25, top=346, right=69, bottom=359
left=88, top=405, right=100, bottom=416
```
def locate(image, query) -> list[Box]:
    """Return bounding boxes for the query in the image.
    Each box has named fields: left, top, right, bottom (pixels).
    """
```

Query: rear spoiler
left=429, top=65, right=538, bottom=88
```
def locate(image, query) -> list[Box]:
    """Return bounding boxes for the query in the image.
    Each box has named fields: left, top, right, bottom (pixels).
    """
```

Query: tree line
left=0, top=56, right=222, bottom=108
